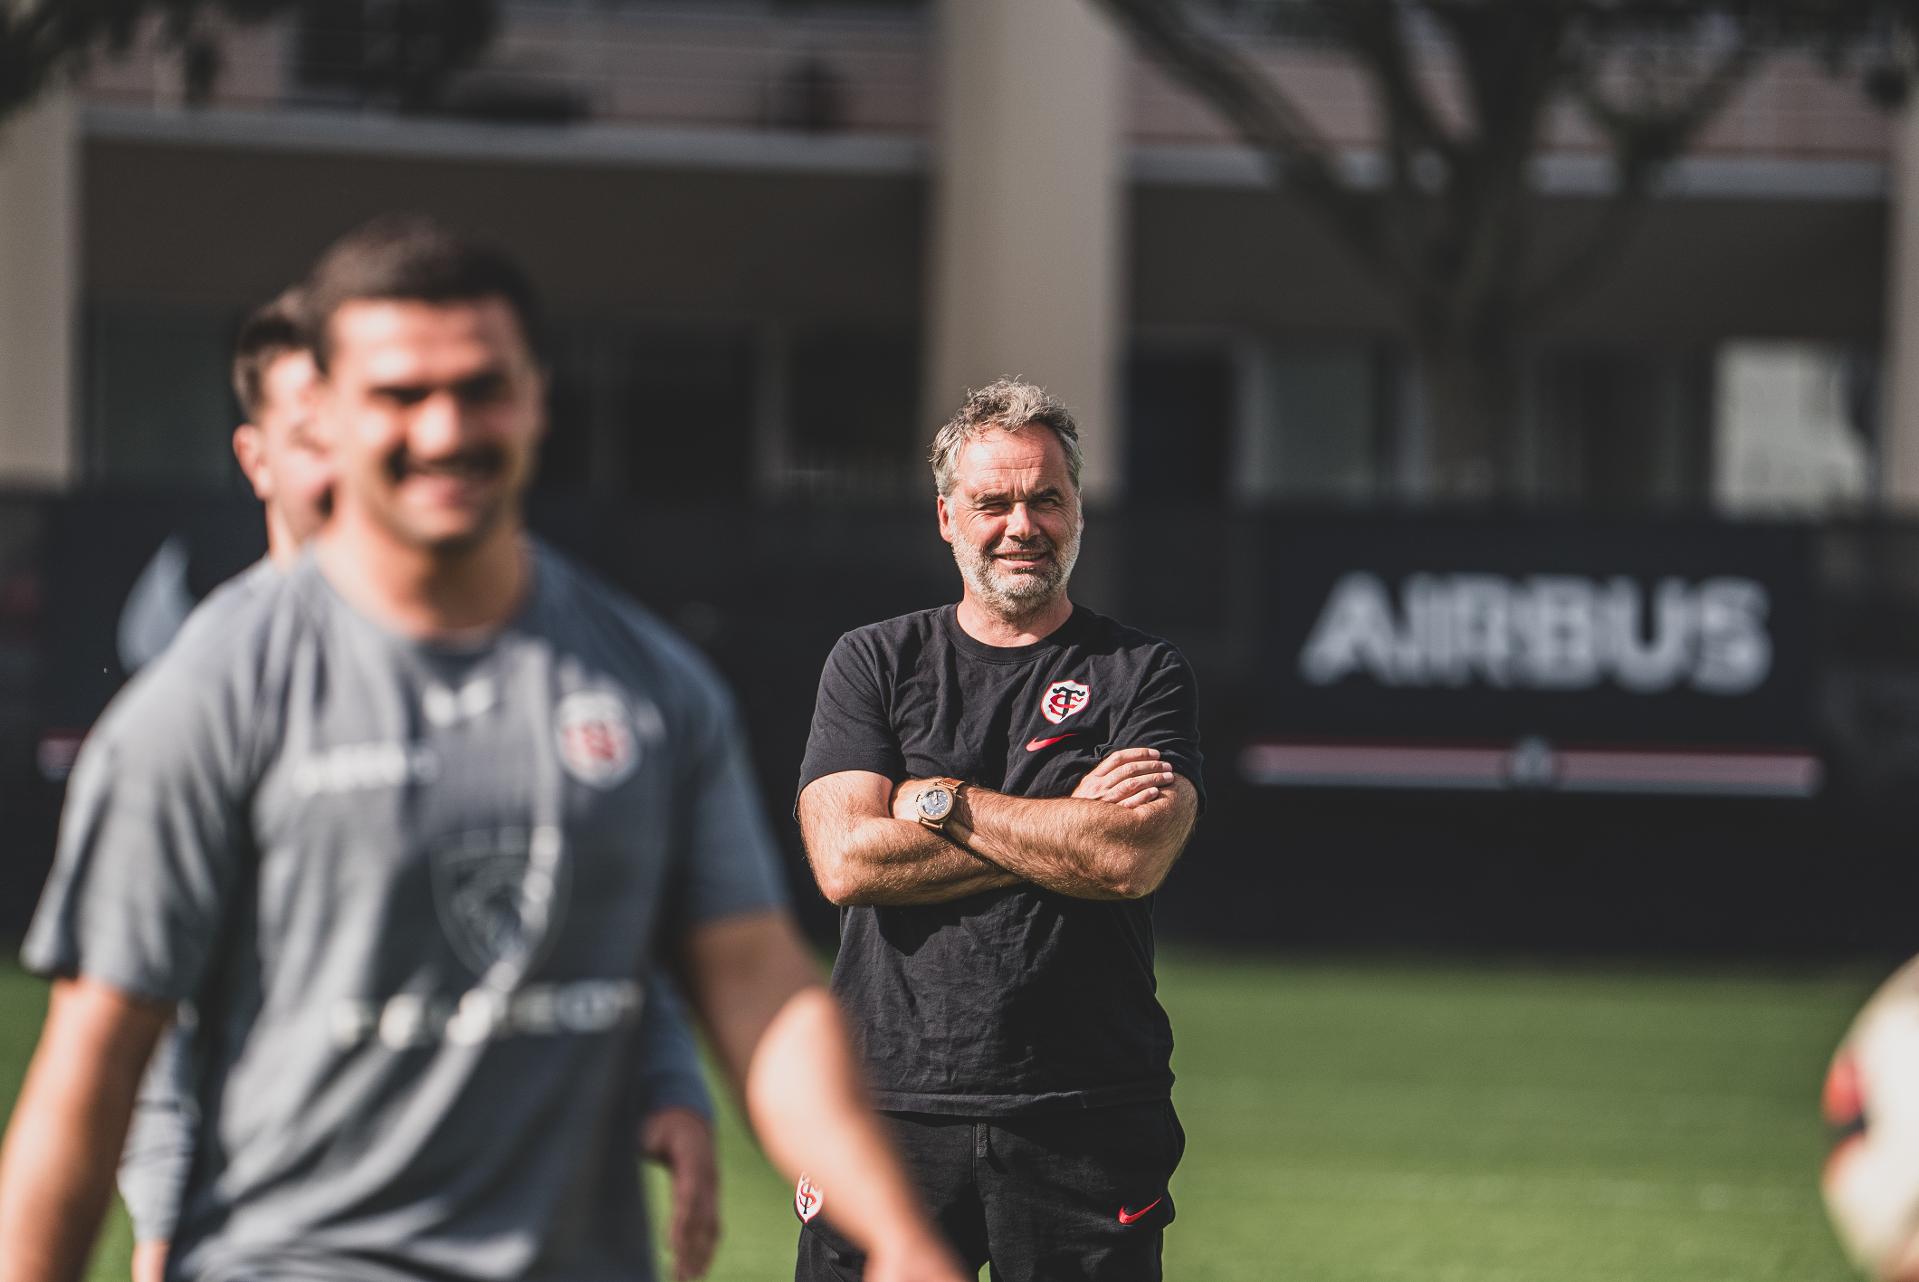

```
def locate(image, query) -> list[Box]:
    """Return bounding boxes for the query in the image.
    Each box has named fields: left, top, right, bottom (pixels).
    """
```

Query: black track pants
left=793, top=1100, right=1184, bottom=1282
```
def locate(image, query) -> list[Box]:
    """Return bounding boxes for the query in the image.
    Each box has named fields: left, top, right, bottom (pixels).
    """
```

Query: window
left=1125, top=345, right=1236, bottom=505
left=1125, top=339, right=1391, bottom=506
left=1533, top=346, right=1713, bottom=510
left=616, top=330, right=759, bottom=500
left=783, top=328, right=919, bottom=496
left=1712, top=341, right=1873, bottom=515
left=536, top=321, right=758, bottom=501
left=1238, top=342, right=1387, bottom=504
left=86, top=305, right=237, bottom=486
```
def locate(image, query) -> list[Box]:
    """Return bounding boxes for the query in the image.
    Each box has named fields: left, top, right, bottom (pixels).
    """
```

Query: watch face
left=916, top=785, right=954, bottom=822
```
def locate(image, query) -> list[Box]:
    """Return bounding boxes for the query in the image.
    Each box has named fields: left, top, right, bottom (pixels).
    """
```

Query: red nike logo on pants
left=1117, top=1197, right=1163, bottom=1225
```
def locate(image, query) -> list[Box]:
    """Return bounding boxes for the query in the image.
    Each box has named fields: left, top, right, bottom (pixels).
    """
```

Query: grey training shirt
left=114, top=558, right=276, bottom=1242
left=26, top=542, right=785, bottom=1282
left=106, top=560, right=717, bottom=1246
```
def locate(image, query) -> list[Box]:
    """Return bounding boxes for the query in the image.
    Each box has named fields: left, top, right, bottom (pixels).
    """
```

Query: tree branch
left=0, top=8, right=65, bottom=121
left=1089, top=0, right=1409, bottom=284
left=1324, top=1, right=1467, bottom=317
left=1331, top=0, right=1463, bottom=165
left=0, top=1, right=490, bottom=127
left=1523, top=19, right=1771, bottom=319
left=1575, top=15, right=1769, bottom=166
left=1429, top=2, right=1575, bottom=334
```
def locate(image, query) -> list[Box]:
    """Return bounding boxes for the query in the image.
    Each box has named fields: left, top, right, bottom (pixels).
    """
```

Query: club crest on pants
left=1041, top=679, right=1090, bottom=725
left=795, top=1173, right=825, bottom=1224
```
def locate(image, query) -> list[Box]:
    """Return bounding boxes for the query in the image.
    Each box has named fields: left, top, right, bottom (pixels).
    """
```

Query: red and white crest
left=1041, top=679, right=1091, bottom=725
left=795, top=1173, right=825, bottom=1224
left=556, top=690, right=638, bottom=788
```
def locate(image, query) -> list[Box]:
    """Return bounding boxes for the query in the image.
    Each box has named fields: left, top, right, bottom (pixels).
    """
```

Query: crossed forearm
left=801, top=763, right=1191, bottom=908
left=802, top=797, right=1021, bottom=907
left=943, top=786, right=1186, bottom=901
left=837, top=817, right=1022, bottom=905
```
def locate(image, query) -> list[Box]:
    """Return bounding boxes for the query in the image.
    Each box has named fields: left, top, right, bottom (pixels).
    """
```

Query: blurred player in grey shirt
left=0, top=215, right=965, bottom=1282
left=115, top=292, right=722, bottom=1282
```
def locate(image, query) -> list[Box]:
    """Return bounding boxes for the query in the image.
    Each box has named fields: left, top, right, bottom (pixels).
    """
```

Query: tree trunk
left=1412, top=322, right=1524, bottom=503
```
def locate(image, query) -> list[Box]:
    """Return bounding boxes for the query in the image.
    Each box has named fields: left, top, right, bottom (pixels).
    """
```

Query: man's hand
left=640, top=1107, right=719, bottom=1282
left=1071, top=747, right=1177, bottom=809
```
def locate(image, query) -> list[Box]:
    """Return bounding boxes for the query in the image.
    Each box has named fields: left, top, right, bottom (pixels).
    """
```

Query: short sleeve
left=118, top=1017, right=200, bottom=1242
left=1109, top=647, right=1206, bottom=812
left=634, top=972, right=713, bottom=1121
left=668, top=687, right=788, bottom=927
left=796, top=631, right=905, bottom=804
left=21, top=660, right=255, bottom=1002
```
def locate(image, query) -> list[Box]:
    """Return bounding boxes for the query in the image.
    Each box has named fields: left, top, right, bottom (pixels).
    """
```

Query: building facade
left=5, top=2, right=1919, bottom=952
left=0, top=0, right=1897, bottom=514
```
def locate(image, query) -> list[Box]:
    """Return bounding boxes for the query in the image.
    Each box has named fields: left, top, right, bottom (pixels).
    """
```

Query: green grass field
left=0, top=952, right=1882, bottom=1282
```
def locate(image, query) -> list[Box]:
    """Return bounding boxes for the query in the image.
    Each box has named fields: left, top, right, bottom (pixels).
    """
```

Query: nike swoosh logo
left=1117, top=1197, right=1163, bottom=1225
left=1025, top=733, right=1076, bottom=752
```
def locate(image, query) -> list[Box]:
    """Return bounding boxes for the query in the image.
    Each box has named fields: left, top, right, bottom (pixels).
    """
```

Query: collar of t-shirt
left=295, top=539, right=554, bottom=663
left=941, top=602, right=1088, bottom=664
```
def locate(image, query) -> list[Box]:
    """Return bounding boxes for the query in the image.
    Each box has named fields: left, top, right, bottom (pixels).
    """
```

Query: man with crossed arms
left=795, top=380, right=1204, bottom=1281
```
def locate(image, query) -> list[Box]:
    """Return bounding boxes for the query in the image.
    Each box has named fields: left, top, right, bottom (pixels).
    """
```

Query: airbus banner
left=1244, top=515, right=1818, bottom=796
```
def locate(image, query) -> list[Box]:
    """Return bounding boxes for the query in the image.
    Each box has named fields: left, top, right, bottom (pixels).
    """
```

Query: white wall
left=0, top=93, right=78, bottom=487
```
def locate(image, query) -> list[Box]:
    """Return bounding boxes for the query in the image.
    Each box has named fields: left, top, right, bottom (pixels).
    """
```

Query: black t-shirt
left=798, top=603, right=1204, bottom=1115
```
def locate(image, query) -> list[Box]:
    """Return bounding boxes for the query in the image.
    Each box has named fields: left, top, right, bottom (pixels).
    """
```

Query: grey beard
left=952, top=535, right=1079, bottom=620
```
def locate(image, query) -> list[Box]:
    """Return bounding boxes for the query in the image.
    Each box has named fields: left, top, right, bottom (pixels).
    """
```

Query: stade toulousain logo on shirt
left=1041, top=679, right=1091, bottom=725
left=555, top=690, right=640, bottom=788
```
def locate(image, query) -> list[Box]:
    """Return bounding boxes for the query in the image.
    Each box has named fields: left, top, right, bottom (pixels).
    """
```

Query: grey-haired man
left=795, top=380, right=1204, bottom=1280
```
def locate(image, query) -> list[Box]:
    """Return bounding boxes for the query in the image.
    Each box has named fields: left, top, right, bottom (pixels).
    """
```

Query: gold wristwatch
left=914, top=777, right=967, bottom=831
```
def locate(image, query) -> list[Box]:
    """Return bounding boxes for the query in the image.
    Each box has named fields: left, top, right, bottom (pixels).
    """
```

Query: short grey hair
left=929, top=379, right=1084, bottom=497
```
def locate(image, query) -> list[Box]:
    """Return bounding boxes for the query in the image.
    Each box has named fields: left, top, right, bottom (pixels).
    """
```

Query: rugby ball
left=1824, top=957, right=1919, bottom=1280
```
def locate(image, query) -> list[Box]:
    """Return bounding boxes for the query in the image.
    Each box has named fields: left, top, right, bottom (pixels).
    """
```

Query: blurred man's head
left=930, top=380, right=1085, bottom=624
left=305, top=213, right=547, bottom=558
left=230, top=290, right=329, bottom=564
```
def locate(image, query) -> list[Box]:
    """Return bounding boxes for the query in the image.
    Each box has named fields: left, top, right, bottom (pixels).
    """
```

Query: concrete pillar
left=926, top=0, right=1124, bottom=501
left=0, top=92, right=78, bottom=488
left=1882, top=103, right=1919, bottom=510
